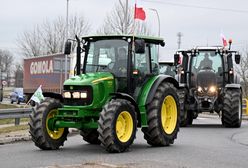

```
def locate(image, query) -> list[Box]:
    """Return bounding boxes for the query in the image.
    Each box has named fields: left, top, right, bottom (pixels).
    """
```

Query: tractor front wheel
left=98, top=99, right=137, bottom=153
left=222, top=89, right=242, bottom=128
left=142, top=82, right=180, bottom=146
left=29, top=98, right=68, bottom=150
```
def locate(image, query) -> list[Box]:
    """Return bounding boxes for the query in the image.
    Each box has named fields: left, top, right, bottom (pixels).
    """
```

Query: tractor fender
left=225, top=84, right=242, bottom=90
left=43, top=92, right=64, bottom=103
left=146, top=75, right=179, bottom=105
left=110, top=92, right=141, bottom=126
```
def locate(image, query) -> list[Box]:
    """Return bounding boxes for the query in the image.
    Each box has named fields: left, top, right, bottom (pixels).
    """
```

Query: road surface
left=0, top=115, right=248, bottom=168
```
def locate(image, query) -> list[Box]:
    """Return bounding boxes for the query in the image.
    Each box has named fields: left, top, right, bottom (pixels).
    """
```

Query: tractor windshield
left=191, top=51, right=222, bottom=73
left=190, top=51, right=223, bottom=87
left=85, top=39, right=128, bottom=77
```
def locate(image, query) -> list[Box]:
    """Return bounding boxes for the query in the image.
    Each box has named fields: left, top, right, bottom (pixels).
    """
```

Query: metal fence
left=0, top=108, right=32, bottom=125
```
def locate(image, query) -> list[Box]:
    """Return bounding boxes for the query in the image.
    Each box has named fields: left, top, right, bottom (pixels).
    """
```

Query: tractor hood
left=197, top=70, right=217, bottom=88
left=62, top=72, right=115, bottom=108
left=196, top=70, right=218, bottom=96
left=64, top=72, right=114, bottom=86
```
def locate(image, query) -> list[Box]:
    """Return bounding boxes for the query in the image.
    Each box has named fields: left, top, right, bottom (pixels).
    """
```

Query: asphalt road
left=0, top=115, right=248, bottom=168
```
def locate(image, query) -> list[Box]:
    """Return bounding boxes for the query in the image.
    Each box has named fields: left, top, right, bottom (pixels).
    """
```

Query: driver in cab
left=199, top=53, right=213, bottom=70
left=113, top=47, right=127, bottom=76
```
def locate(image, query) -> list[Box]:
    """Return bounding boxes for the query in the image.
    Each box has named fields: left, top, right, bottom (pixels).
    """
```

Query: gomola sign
left=30, top=60, right=53, bottom=75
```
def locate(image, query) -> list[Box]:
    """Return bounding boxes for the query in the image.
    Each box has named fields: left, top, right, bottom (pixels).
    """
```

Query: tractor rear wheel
left=222, top=89, right=242, bottom=128
left=178, top=89, right=189, bottom=127
left=80, top=129, right=100, bottom=144
left=142, top=82, right=180, bottom=146
left=29, top=98, right=68, bottom=150
left=98, top=99, right=137, bottom=153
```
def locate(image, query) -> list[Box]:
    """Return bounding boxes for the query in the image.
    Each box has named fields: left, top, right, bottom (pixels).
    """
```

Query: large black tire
left=178, top=89, right=188, bottom=127
left=187, top=110, right=193, bottom=125
left=98, top=99, right=137, bottom=153
left=142, top=82, right=180, bottom=146
left=180, top=110, right=193, bottom=127
left=178, top=89, right=194, bottom=127
left=222, top=89, right=242, bottom=128
left=29, top=98, right=69, bottom=150
left=80, top=129, right=100, bottom=144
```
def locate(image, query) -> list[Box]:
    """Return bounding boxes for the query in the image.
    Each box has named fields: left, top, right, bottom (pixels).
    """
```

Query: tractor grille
left=63, top=85, right=93, bottom=106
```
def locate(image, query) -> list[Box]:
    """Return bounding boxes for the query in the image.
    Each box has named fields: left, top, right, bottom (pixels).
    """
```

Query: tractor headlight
left=63, top=91, right=88, bottom=99
left=80, top=92, right=87, bottom=99
left=63, top=92, right=71, bottom=98
left=72, top=92, right=81, bottom=99
left=197, top=86, right=203, bottom=93
left=71, top=92, right=88, bottom=99
left=209, top=86, right=217, bottom=93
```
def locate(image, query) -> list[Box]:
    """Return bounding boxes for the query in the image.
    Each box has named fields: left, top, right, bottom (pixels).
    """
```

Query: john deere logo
left=70, top=86, right=73, bottom=90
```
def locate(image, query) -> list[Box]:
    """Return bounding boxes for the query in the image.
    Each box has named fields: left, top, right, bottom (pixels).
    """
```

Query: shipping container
left=23, top=53, right=70, bottom=100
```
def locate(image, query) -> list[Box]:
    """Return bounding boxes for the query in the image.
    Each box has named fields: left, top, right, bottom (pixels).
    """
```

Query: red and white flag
left=134, top=3, right=146, bottom=20
left=220, top=33, right=227, bottom=47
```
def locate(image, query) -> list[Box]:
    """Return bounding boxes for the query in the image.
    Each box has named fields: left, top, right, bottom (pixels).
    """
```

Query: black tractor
left=174, top=45, right=242, bottom=127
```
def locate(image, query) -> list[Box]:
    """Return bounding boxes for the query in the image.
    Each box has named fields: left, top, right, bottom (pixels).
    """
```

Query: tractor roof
left=81, top=34, right=165, bottom=46
left=177, top=46, right=224, bottom=52
left=176, top=46, right=239, bottom=56
left=193, top=46, right=224, bottom=51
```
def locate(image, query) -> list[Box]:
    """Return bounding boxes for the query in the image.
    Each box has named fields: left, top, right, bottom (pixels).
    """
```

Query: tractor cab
left=64, top=35, right=162, bottom=97
left=189, top=49, right=224, bottom=94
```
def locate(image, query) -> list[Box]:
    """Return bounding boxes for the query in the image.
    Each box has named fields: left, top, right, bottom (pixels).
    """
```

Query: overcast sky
left=0, top=0, right=248, bottom=62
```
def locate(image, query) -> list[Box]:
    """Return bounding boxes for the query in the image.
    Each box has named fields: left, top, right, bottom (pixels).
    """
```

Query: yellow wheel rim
left=161, top=95, right=177, bottom=134
left=46, top=109, right=64, bottom=140
left=116, top=111, right=133, bottom=143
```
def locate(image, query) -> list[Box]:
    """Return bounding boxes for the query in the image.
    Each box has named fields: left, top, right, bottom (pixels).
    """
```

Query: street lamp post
left=149, top=8, right=160, bottom=57
left=0, top=69, right=3, bottom=102
left=65, top=0, right=69, bottom=81
left=149, top=8, right=160, bottom=37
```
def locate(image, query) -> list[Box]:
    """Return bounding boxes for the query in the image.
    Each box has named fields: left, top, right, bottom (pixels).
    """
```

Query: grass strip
left=0, top=125, right=29, bottom=134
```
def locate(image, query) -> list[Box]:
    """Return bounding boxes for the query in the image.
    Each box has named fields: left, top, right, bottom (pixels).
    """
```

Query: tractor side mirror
left=174, top=54, right=180, bottom=65
left=235, top=54, right=241, bottom=64
left=135, top=39, right=145, bottom=54
left=64, top=41, right=72, bottom=55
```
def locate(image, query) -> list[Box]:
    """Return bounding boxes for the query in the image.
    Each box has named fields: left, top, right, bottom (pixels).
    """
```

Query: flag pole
left=24, top=98, right=31, bottom=108
left=132, top=1, right=137, bottom=51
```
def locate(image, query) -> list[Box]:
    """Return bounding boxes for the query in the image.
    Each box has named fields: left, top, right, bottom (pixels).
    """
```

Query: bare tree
left=98, top=0, right=151, bottom=35
left=235, top=49, right=248, bottom=98
left=17, top=15, right=90, bottom=57
left=14, top=63, right=23, bottom=87
left=0, top=49, right=14, bottom=86
left=17, top=26, right=44, bottom=57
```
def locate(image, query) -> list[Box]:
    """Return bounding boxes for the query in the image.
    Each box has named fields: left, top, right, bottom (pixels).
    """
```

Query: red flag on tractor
left=134, top=3, right=146, bottom=20
left=220, top=33, right=227, bottom=47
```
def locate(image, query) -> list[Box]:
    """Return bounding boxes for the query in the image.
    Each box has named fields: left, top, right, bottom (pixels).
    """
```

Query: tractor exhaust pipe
left=75, top=35, right=81, bottom=76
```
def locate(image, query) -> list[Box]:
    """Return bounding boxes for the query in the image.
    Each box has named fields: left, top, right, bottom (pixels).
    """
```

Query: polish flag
left=220, top=33, right=227, bottom=47
left=134, top=3, right=146, bottom=20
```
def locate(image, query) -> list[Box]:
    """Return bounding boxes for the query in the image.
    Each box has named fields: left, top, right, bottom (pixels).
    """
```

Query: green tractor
left=174, top=46, right=242, bottom=127
left=29, top=35, right=180, bottom=153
